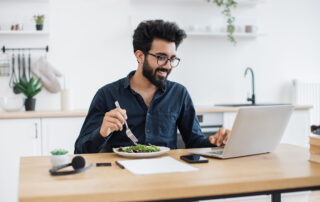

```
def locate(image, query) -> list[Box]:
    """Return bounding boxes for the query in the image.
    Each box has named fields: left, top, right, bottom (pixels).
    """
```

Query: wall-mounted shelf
left=0, top=30, right=49, bottom=35
left=186, top=32, right=265, bottom=38
left=131, top=0, right=265, bottom=6
left=234, top=0, right=266, bottom=6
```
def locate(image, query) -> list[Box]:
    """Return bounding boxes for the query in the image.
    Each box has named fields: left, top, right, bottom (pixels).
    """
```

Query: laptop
left=189, top=105, right=294, bottom=159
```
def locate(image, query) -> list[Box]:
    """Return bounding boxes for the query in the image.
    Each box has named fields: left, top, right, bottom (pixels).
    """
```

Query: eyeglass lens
left=157, top=55, right=179, bottom=67
left=311, top=125, right=320, bottom=135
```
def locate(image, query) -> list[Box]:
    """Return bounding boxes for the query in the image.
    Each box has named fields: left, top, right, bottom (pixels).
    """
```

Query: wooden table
left=19, top=144, right=320, bottom=202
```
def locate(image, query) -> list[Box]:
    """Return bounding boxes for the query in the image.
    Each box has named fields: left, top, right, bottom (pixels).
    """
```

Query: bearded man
left=75, top=20, right=229, bottom=153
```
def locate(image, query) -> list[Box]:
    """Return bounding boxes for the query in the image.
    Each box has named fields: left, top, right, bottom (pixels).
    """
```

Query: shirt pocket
left=152, top=112, right=178, bottom=137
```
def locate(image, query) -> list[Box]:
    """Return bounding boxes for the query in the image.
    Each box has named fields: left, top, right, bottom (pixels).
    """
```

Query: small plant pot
left=50, top=154, right=69, bottom=168
left=25, top=98, right=36, bottom=111
left=36, top=24, right=43, bottom=31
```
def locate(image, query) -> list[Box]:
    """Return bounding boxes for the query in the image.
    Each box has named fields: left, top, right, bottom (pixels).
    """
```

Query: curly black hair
left=133, top=19, right=187, bottom=53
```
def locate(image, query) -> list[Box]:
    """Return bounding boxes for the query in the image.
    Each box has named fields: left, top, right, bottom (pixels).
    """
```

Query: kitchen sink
left=215, top=103, right=291, bottom=107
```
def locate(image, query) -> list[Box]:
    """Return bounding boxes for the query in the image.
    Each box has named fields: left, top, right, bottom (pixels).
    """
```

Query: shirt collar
left=122, top=70, right=167, bottom=93
left=123, top=70, right=136, bottom=89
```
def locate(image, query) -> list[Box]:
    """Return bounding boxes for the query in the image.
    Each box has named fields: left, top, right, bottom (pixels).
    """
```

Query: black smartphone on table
left=180, top=154, right=209, bottom=163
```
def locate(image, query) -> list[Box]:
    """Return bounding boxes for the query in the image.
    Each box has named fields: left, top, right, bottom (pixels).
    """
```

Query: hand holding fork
left=114, top=101, right=138, bottom=143
left=99, top=102, right=127, bottom=138
left=99, top=101, right=138, bottom=143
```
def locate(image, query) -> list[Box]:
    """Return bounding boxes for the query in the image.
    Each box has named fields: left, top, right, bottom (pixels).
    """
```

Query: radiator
left=293, top=80, right=320, bottom=125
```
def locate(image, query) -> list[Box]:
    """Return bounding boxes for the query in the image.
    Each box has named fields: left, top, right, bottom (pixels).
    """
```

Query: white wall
left=1, top=0, right=320, bottom=110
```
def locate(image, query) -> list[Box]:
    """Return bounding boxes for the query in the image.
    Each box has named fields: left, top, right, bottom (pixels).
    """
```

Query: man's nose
left=162, top=59, right=172, bottom=69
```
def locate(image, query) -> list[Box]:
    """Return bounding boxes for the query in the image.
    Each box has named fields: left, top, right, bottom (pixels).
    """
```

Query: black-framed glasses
left=146, top=52, right=180, bottom=68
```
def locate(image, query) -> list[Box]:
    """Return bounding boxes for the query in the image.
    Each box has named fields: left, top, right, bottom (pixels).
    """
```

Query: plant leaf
left=34, top=78, right=41, bottom=89
left=15, top=77, right=42, bottom=98
left=20, top=77, right=28, bottom=87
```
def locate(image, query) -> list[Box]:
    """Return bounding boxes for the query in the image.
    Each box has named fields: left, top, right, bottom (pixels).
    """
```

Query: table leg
left=271, top=192, right=281, bottom=202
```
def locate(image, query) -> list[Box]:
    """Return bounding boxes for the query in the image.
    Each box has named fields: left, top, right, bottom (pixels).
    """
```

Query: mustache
left=155, top=68, right=169, bottom=73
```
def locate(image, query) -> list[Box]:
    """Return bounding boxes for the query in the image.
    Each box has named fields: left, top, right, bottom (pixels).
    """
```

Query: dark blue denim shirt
left=75, top=71, right=213, bottom=153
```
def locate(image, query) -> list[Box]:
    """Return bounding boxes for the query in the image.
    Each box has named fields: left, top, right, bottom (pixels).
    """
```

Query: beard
left=142, top=59, right=171, bottom=89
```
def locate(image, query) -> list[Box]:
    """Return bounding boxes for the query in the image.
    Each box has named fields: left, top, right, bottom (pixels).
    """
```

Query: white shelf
left=0, top=30, right=49, bottom=35
left=186, top=32, right=265, bottom=38
left=235, top=0, right=266, bottom=5
left=131, top=0, right=265, bottom=5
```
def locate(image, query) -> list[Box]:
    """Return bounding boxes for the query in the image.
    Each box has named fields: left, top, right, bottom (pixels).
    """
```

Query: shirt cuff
left=91, top=127, right=107, bottom=147
left=104, top=132, right=113, bottom=142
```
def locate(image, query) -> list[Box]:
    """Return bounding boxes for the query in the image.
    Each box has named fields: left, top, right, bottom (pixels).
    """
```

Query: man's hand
left=209, top=127, right=230, bottom=147
left=99, top=108, right=127, bottom=138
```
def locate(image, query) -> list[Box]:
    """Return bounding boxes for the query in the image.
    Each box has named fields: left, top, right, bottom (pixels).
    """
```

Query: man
left=75, top=20, right=229, bottom=153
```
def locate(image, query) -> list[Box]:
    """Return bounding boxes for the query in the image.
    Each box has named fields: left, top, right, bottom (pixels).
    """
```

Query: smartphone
left=180, top=154, right=209, bottom=163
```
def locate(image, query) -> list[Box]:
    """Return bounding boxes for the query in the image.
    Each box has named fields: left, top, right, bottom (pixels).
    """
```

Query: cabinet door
left=0, top=118, right=41, bottom=202
left=41, top=117, right=85, bottom=155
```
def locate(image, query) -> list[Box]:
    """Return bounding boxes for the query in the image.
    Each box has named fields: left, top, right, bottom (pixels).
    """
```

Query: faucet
left=244, top=67, right=255, bottom=105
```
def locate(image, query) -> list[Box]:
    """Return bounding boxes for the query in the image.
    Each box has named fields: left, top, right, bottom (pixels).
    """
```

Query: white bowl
left=0, top=96, right=24, bottom=112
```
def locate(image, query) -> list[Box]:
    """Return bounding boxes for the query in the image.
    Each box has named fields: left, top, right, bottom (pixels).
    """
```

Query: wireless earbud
left=49, top=156, right=93, bottom=176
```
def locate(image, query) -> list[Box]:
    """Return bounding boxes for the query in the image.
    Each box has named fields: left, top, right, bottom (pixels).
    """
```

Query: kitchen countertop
left=195, top=105, right=312, bottom=113
left=0, top=110, right=88, bottom=119
left=0, top=105, right=312, bottom=119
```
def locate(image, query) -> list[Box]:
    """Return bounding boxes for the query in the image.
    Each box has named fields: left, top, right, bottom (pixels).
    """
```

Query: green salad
left=115, top=143, right=160, bottom=153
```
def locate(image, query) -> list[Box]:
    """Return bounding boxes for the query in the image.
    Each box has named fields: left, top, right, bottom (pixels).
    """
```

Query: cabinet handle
left=35, top=123, right=38, bottom=139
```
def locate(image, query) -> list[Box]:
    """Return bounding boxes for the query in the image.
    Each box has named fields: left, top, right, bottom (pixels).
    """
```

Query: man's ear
left=135, top=50, right=145, bottom=64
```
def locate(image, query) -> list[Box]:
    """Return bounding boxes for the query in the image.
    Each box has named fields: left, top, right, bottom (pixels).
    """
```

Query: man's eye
left=158, top=56, right=167, bottom=61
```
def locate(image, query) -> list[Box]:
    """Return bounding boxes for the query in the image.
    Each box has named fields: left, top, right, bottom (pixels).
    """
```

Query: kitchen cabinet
left=41, top=117, right=85, bottom=155
left=0, top=118, right=41, bottom=202
left=0, top=113, right=85, bottom=202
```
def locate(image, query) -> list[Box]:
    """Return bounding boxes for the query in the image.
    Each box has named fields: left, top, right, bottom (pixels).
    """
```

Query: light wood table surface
left=19, top=144, right=320, bottom=202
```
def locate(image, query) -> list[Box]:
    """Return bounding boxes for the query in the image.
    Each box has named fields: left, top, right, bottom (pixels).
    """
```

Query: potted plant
left=14, top=77, right=42, bottom=111
left=33, top=15, right=45, bottom=31
left=50, top=149, right=69, bottom=168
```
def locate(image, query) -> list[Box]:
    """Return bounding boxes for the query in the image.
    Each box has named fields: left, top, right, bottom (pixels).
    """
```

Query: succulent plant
left=34, top=15, right=45, bottom=25
left=14, top=77, right=42, bottom=99
left=51, top=149, right=69, bottom=155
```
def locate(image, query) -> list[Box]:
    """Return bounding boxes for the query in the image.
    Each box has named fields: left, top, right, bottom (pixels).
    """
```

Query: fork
left=114, top=101, right=138, bottom=143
